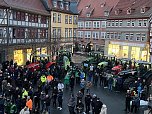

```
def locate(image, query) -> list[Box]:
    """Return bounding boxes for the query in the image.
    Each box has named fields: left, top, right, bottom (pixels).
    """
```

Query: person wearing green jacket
left=10, top=103, right=17, bottom=114
left=40, top=75, right=47, bottom=84
left=22, top=88, right=28, bottom=99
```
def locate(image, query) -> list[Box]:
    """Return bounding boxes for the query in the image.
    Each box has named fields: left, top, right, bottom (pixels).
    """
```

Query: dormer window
left=53, top=1, right=57, bottom=7
left=60, top=2, right=64, bottom=9
left=141, top=7, right=145, bottom=13
left=87, top=13, right=90, bottom=17
left=115, top=9, right=122, bottom=15
left=127, top=8, right=131, bottom=14
left=101, top=2, right=106, bottom=7
left=104, top=11, right=109, bottom=16
left=66, top=4, right=69, bottom=10
left=86, top=5, right=90, bottom=9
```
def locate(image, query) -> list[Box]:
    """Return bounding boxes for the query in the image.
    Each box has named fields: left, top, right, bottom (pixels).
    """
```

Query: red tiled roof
left=3, top=0, right=49, bottom=15
left=77, top=0, right=120, bottom=18
left=109, top=0, right=152, bottom=19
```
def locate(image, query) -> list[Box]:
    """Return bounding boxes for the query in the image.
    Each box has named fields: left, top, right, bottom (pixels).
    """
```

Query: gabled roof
left=2, top=0, right=49, bottom=15
left=77, top=0, right=120, bottom=19
left=109, top=0, right=152, bottom=19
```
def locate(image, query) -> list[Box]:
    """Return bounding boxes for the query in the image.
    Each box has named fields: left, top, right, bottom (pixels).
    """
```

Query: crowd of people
left=0, top=57, right=152, bottom=114
left=0, top=59, right=105, bottom=114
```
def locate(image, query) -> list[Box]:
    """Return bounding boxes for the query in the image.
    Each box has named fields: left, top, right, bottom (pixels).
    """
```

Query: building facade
left=0, top=0, right=50, bottom=65
left=42, top=0, right=78, bottom=55
left=76, top=0, right=119, bottom=53
left=105, top=0, right=152, bottom=61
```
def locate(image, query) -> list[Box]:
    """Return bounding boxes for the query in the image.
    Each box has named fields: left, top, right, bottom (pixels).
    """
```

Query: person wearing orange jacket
left=26, top=96, right=33, bottom=113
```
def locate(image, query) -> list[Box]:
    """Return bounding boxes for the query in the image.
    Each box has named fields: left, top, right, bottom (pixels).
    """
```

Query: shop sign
left=14, top=50, right=23, bottom=65
left=110, top=41, right=145, bottom=47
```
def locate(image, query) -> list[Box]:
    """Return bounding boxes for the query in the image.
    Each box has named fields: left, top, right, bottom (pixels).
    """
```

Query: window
left=57, top=28, right=61, bottom=37
left=92, top=32, right=99, bottom=39
left=106, top=32, right=110, bottom=39
left=118, top=33, right=121, bottom=40
left=58, top=13, right=61, bottom=23
left=85, top=21, right=91, bottom=28
left=28, top=14, right=38, bottom=22
left=111, top=21, right=115, bottom=27
left=41, top=16, right=47, bottom=24
left=78, top=21, right=84, bottom=28
left=69, top=28, right=72, bottom=37
left=125, top=33, right=129, bottom=40
left=13, top=11, right=25, bottom=21
left=60, top=2, right=64, bottom=9
left=101, top=32, right=106, bottom=39
left=66, top=4, right=69, bottom=10
left=0, top=29, right=3, bottom=37
left=65, top=15, right=68, bottom=24
left=0, top=9, right=3, bottom=18
left=73, top=16, right=77, bottom=24
left=53, top=13, right=56, bottom=23
left=65, top=28, right=68, bottom=38
left=119, top=20, right=122, bottom=26
left=78, top=31, right=83, bottom=38
left=115, top=20, right=119, bottom=27
left=101, top=21, right=106, bottom=28
left=73, top=29, right=77, bottom=37
left=141, top=34, right=146, bottom=41
left=107, top=21, right=111, bottom=27
left=141, top=7, right=145, bottom=13
left=28, top=29, right=37, bottom=39
left=104, top=11, right=109, bottom=16
left=52, top=28, right=56, bottom=38
left=143, top=20, right=147, bottom=27
left=40, top=29, right=47, bottom=38
left=110, top=32, right=114, bottom=39
left=130, top=33, right=134, bottom=40
left=69, top=16, right=72, bottom=24
left=127, top=20, right=131, bottom=26
left=138, top=20, right=142, bottom=27
left=127, top=9, right=131, bottom=14
left=15, top=28, right=25, bottom=38
left=136, top=33, right=141, bottom=41
left=53, top=1, right=57, bottom=7
left=114, top=32, right=118, bottom=39
left=131, top=20, right=135, bottom=27
left=85, top=31, right=91, bottom=38
left=93, top=21, right=100, bottom=28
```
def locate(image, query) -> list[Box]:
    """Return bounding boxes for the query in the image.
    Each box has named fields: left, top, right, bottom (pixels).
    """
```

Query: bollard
left=100, top=104, right=107, bottom=114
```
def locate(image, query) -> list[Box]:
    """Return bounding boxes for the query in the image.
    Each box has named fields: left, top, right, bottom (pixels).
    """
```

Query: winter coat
left=68, top=97, right=76, bottom=107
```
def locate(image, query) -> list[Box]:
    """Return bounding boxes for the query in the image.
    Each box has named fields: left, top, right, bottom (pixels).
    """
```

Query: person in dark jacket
left=58, top=89, right=63, bottom=110
left=70, top=75, right=75, bottom=92
left=125, top=90, right=131, bottom=113
left=91, top=94, right=97, bottom=114
left=68, top=94, right=76, bottom=114
left=76, top=100, right=84, bottom=114
left=45, top=94, right=51, bottom=114
left=52, top=87, right=58, bottom=107
left=85, top=93, right=92, bottom=113
left=94, top=98, right=103, bottom=114
left=0, top=95, right=4, bottom=114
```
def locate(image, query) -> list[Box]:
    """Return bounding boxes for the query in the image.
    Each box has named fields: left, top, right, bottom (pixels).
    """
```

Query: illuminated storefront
left=108, top=44, right=120, bottom=56
left=131, top=47, right=140, bottom=60
left=41, top=47, right=47, bottom=54
left=27, top=49, right=32, bottom=61
left=14, top=50, right=24, bottom=65
left=122, top=46, right=129, bottom=58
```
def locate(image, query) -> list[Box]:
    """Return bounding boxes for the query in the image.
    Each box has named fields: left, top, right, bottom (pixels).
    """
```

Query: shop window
left=14, top=50, right=24, bottom=65
left=108, top=44, right=120, bottom=56
left=131, top=47, right=140, bottom=60
left=122, top=46, right=128, bottom=58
